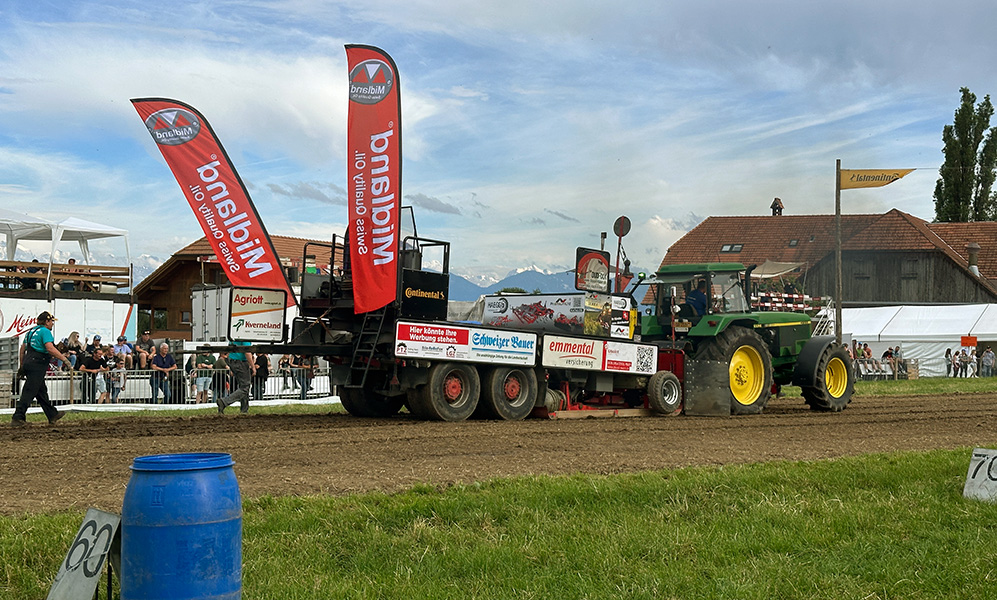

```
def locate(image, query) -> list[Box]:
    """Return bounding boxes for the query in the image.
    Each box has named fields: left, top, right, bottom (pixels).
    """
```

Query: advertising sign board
left=542, top=334, right=656, bottom=375
left=482, top=292, right=635, bottom=340
left=394, top=321, right=537, bottom=366
left=228, top=287, right=287, bottom=342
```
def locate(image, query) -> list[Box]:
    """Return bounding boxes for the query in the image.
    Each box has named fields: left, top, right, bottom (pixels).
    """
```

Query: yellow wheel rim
left=825, top=356, right=849, bottom=398
left=729, top=344, right=764, bottom=405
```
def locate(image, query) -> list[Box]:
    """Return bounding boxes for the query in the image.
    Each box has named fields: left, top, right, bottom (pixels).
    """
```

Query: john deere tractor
left=639, top=263, right=853, bottom=414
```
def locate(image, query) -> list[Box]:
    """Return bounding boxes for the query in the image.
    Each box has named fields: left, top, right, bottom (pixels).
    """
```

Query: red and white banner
left=394, top=321, right=537, bottom=366
left=346, top=45, right=402, bottom=314
left=131, top=98, right=296, bottom=307
left=541, top=334, right=656, bottom=375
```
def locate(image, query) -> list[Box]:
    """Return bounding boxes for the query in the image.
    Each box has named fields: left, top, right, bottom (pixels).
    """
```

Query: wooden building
left=655, top=207, right=997, bottom=306
left=134, top=235, right=339, bottom=340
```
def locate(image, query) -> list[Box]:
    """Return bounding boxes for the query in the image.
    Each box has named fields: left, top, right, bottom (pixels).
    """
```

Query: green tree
left=497, top=287, right=527, bottom=294
left=934, top=87, right=997, bottom=222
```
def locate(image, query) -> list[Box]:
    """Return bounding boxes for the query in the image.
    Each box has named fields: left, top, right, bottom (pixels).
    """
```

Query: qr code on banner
left=635, top=346, right=655, bottom=373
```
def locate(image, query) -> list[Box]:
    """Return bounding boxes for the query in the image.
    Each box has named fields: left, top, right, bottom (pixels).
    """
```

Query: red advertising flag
left=346, top=45, right=402, bottom=314
left=131, top=98, right=296, bottom=307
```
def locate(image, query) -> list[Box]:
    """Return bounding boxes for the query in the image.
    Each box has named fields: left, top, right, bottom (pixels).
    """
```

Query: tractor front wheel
left=802, top=344, right=854, bottom=412
left=647, top=370, right=682, bottom=415
left=695, top=326, right=773, bottom=414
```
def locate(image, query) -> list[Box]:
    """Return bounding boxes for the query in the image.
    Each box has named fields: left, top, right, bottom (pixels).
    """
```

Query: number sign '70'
left=963, top=448, right=997, bottom=503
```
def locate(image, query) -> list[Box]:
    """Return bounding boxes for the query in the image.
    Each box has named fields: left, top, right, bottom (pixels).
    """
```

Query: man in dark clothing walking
left=217, top=341, right=255, bottom=414
left=12, top=311, right=69, bottom=426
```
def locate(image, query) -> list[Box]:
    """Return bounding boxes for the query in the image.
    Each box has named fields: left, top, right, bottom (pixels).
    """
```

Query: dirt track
left=2, top=393, right=996, bottom=516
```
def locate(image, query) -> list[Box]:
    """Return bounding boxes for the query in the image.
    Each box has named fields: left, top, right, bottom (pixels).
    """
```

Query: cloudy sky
left=1, top=1, right=995, bottom=283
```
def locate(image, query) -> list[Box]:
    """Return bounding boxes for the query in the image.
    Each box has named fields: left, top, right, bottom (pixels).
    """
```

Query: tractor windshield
left=712, top=271, right=749, bottom=313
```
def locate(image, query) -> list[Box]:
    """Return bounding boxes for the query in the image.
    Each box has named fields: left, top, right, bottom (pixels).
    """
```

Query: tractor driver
left=686, top=279, right=708, bottom=316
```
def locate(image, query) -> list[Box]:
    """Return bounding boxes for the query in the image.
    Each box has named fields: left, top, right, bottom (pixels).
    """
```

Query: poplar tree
left=934, top=88, right=997, bottom=222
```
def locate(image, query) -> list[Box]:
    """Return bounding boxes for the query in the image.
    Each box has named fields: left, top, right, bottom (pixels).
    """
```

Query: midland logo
left=349, top=60, right=394, bottom=104
left=144, top=108, right=201, bottom=146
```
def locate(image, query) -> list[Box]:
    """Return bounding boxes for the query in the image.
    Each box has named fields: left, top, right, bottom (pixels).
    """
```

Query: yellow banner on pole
left=840, top=169, right=914, bottom=189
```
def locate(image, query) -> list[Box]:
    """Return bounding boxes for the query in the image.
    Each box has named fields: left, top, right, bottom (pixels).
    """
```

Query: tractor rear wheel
left=647, top=370, right=682, bottom=415
left=479, top=367, right=537, bottom=420
left=695, top=326, right=773, bottom=414
left=411, top=362, right=480, bottom=421
left=802, top=344, right=854, bottom=412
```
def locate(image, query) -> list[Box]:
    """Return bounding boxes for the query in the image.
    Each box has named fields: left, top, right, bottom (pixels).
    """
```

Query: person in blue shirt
left=150, top=343, right=178, bottom=403
left=217, top=341, right=255, bottom=414
left=12, top=311, right=70, bottom=426
left=686, top=279, right=709, bottom=316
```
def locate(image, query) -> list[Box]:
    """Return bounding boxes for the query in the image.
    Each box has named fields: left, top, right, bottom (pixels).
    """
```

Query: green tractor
left=639, top=263, right=853, bottom=414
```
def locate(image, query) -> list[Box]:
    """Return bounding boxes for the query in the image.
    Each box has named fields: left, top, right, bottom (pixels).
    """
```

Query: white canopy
left=0, top=210, right=131, bottom=287
left=752, top=259, right=805, bottom=279
left=843, top=304, right=997, bottom=377
left=0, top=208, right=52, bottom=259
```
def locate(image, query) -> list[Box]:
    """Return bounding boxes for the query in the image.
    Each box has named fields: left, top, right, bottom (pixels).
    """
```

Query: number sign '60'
left=963, top=448, right=997, bottom=503
left=47, top=508, right=120, bottom=600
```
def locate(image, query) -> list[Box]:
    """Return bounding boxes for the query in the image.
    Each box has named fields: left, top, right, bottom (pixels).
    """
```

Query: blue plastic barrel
left=121, top=453, right=242, bottom=600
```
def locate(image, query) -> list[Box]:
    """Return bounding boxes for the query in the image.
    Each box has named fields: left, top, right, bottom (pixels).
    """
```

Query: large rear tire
left=338, top=377, right=404, bottom=418
left=412, top=362, right=480, bottom=421
left=338, top=386, right=365, bottom=416
left=479, top=367, right=537, bottom=420
left=647, top=370, right=682, bottom=415
left=802, top=345, right=854, bottom=412
left=695, top=326, right=773, bottom=414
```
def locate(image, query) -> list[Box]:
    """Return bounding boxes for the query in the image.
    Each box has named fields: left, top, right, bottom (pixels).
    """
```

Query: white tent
left=0, top=210, right=131, bottom=288
left=843, top=304, right=997, bottom=377
left=0, top=208, right=53, bottom=259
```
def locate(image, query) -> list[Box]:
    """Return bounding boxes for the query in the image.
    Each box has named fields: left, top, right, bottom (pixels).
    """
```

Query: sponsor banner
left=0, top=298, right=133, bottom=341
left=542, top=334, right=656, bottom=375
left=483, top=293, right=585, bottom=335
left=131, top=98, right=296, bottom=307
left=839, top=169, right=914, bottom=189
left=228, top=287, right=287, bottom=342
left=400, top=269, right=448, bottom=320
left=394, top=321, right=537, bottom=366
left=583, top=292, right=636, bottom=339
left=575, top=247, right=610, bottom=293
left=347, top=45, right=402, bottom=314
left=604, top=341, right=657, bottom=375
left=484, top=292, right=636, bottom=340
left=541, top=335, right=604, bottom=370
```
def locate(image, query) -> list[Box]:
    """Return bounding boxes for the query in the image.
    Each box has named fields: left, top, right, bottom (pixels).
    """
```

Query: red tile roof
left=925, top=221, right=997, bottom=278
left=654, top=208, right=997, bottom=295
left=658, top=213, right=882, bottom=270
left=135, top=234, right=341, bottom=296
left=174, top=235, right=339, bottom=266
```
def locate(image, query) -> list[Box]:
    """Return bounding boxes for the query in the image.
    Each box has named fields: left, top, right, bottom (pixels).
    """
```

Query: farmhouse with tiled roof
left=654, top=202, right=997, bottom=307
left=135, top=235, right=339, bottom=340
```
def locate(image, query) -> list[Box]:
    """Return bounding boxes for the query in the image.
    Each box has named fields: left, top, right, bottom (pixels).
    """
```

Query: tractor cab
left=639, top=263, right=752, bottom=340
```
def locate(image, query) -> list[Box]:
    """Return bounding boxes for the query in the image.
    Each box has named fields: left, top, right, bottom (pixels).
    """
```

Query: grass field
left=3, top=448, right=996, bottom=599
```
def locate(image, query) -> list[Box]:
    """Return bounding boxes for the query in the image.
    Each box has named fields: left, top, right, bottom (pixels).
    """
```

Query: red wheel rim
left=503, top=374, right=522, bottom=400
left=444, top=372, right=464, bottom=403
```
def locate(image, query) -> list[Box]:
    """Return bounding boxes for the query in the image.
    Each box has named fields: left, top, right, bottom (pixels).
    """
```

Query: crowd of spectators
left=848, top=340, right=907, bottom=377
left=945, top=346, right=995, bottom=378
left=40, top=329, right=318, bottom=405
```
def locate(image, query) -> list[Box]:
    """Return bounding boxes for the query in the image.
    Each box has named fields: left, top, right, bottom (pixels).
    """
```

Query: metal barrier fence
left=5, top=367, right=331, bottom=408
